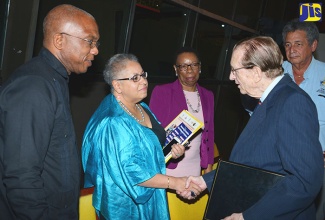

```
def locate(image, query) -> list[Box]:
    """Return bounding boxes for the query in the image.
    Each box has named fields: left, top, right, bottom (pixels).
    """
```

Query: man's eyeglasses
left=176, top=62, right=201, bottom=72
left=231, top=65, right=254, bottom=74
left=117, top=72, right=148, bottom=82
left=60, top=32, right=100, bottom=49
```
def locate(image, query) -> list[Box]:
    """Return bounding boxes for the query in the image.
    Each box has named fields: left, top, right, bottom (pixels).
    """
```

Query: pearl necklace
left=183, top=88, right=201, bottom=113
left=118, top=101, right=145, bottom=123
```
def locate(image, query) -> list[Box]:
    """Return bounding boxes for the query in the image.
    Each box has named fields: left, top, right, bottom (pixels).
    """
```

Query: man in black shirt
left=0, top=4, right=100, bottom=219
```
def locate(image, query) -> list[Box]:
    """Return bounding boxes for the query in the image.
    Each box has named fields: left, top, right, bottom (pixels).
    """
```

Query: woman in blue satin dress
left=82, top=54, right=202, bottom=220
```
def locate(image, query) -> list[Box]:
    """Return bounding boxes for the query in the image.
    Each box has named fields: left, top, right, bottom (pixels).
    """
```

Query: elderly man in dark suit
left=183, top=36, right=323, bottom=220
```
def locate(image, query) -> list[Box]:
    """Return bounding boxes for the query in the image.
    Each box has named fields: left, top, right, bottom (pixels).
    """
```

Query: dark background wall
left=0, top=0, right=324, bottom=161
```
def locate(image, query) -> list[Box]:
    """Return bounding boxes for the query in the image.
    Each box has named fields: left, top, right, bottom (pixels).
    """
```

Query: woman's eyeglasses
left=116, top=72, right=148, bottom=82
left=176, top=62, right=201, bottom=72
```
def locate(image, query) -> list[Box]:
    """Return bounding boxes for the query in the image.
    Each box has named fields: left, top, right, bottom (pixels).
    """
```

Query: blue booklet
left=163, top=110, right=203, bottom=163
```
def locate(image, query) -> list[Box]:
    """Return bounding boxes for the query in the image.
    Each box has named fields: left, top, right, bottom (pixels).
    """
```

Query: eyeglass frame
left=230, top=65, right=255, bottom=74
left=175, top=62, right=201, bottom=72
left=60, top=32, right=100, bottom=49
left=116, top=72, right=148, bottom=82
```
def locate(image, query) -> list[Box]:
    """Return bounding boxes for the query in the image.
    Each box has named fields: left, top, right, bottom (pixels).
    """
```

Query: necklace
left=183, top=88, right=201, bottom=113
left=293, top=71, right=304, bottom=78
left=295, top=74, right=304, bottom=78
left=118, top=101, right=145, bottom=123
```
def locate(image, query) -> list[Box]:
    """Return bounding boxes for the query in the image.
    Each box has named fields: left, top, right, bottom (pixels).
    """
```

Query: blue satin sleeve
left=82, top=96, right=168, bottom=220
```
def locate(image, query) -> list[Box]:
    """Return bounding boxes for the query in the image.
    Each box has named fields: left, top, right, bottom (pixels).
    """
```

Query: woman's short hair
left=103, top=53, right=139, bottom=88
left=174, top=46, right=200, bottom=64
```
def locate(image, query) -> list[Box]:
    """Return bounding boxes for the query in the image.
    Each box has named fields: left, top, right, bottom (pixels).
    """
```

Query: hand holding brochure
left=163, top=110, right=204, bottom=163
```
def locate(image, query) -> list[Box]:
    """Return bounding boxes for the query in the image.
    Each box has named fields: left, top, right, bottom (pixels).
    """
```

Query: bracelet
left=167, top=176, right=170, bottom=189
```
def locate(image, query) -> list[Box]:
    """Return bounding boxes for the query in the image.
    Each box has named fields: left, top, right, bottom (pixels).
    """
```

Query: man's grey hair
left=282, top=18, right=319, bottom=46
left=233, top=36, right=284, bottom=79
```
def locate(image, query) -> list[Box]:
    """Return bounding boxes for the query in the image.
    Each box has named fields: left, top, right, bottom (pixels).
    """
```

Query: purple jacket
left=149, top=79, right=215, bottom=169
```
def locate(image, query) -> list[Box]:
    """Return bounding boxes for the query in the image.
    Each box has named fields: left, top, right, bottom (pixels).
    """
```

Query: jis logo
left=299, top=3, right=322, bottom=22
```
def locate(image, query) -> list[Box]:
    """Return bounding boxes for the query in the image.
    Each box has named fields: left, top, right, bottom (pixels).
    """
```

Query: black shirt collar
left=39, top=47, right=70, bottom=82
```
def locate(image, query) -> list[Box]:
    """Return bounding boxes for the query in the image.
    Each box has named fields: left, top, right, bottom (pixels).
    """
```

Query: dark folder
left=204, top=160, right=284, bottom=220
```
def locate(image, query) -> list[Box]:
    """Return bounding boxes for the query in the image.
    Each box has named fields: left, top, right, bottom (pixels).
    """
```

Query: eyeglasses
left=176, top=62, right=201, bottom=72
left=117, top=72, right=148, bottom=82
left=60, top=32, right=100, bottom=49
left=231, top=65, right=254, bottom=74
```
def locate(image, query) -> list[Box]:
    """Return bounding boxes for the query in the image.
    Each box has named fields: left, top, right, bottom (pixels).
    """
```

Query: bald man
left=0, top=4, right=100, bottom=219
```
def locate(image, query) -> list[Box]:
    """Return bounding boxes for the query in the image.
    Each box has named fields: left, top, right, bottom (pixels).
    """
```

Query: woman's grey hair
left=103, top=53, right=139, bottom=90
left=233, top=36, right=284, bottom=79
left=282, top=18, right=319, bottom=46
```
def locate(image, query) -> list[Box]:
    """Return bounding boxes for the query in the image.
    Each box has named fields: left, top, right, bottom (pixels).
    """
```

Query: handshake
left=169, top=145, right=207, bottom=199
left=172, top=176, right=208, bottom=200
left=171, top=175, right=244, bottom=220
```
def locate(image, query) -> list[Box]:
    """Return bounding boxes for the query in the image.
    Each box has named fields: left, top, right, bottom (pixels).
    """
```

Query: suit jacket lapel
left=234, top=75, right=292, bottom=145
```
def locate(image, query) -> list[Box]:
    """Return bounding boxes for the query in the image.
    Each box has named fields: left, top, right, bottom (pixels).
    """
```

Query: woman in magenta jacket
left=149, top=47, right=215, bottom=219
left=149, top=47, right=215, bottom=176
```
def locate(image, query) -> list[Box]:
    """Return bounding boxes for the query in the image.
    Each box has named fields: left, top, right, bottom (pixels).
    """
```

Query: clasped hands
left=169, top=144, right=207, bottom=199
left=175, top=176, right=244, bottom=220
left=173, top=176, right=207, bottom=200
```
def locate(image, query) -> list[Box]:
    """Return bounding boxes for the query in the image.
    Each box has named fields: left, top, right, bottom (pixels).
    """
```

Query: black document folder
left=204, top=160, right=284, bottom=220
